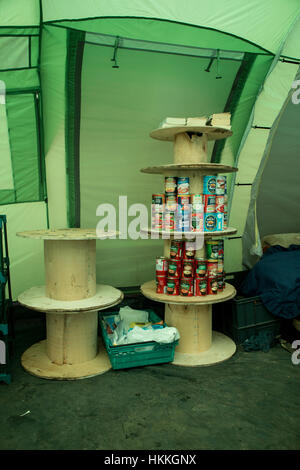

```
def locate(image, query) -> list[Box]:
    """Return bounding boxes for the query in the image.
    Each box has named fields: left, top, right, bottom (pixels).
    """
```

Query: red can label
left=182, top=241, right=195, bottom=259
left=215, top=195, right=225, bottom=213
left=195, top=277, right=207, bottom=296
left=170, top=239, right=183, bottom=260
left=156, top=275, right=167, bottom=294
left=156, top=257, right=168, bottom=275
left=217, top=275, right=224, bottom=292
left=164, top=211, right=175, bottom=231
left=167, top=259, right=181, bottom=278
left=217, top=259, right=224, bottom=274
left=167, top=278, right=180, bottom=295
left=207, top=276, right=218, bottom=295
left=207, top=261, right=218, bottom=278
left=216, top=176, right=226, bottom=195
left=152, top=212, right=163, bottom=229
left=177, top=177, right=190, bottom=195
left=182, top=259, right=194, bottom=278
left=191, top=210, right=204, bottom=232
left=204, top=194, right=216, bottom=213
left=180, top=278, right=194, bottom=296
left=195, top=258, right=207, bottom=278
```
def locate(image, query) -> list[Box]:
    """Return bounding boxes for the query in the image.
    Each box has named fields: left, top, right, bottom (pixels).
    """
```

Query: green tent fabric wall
left=0, top=0, right=299, bottom=297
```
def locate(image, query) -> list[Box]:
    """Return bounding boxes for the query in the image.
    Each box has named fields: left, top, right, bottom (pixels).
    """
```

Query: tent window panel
left=0, top=85, right=14, bottom=191
left=0, top=93, right=44, bottom=204
left=0, top=36, right=32, bottom=71
left=79, top=43, right=240, bottom=287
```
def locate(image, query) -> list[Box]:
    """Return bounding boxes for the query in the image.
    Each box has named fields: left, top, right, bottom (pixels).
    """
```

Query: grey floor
left=1, top=304, right=300, bottom=451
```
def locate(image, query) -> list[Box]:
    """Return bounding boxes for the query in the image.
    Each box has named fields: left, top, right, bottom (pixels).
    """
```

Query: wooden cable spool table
left=140, top=123, right=238, bottom=366
left=17, top=229, right=123, bottom=380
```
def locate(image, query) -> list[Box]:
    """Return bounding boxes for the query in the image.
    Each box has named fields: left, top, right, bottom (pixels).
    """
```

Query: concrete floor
left=1, top=303, right=300, bottom=451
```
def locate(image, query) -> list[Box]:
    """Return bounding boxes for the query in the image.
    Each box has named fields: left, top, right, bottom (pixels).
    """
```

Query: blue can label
left=216, top=213, right=224, bottom=231
left=203, top=176, right=216, bottom=195
left=177, top=177, right=190, bottom=195
left=204, top=213, right=217, bottom=232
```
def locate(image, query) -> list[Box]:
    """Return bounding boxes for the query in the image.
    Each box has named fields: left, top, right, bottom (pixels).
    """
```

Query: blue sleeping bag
left=241, top=245, right=300, bottom=319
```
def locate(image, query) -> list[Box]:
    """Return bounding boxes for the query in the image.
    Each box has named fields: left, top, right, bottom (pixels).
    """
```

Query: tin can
left=152, top=194, right=165, bottom=207
left=204, top=213, right=217, bottom=232
left=191, top=209, right=204, bottom=232
left=204, top=194, right=216, bottom=213
left=195, top=277, right=207, bottom=296
left=180, top=278, right=194, bottom=297
left=170, top=239, right=183, bottom=260
left=217, top=275, right=224, bottom=292
left=165, top=194, right=177, bottom=212
left=195, top=258, right=207, bottom=278
left=191, top=194, right=203, bottom=205
left=217, top=258, right=224, bottom=274
left=156, top=275, right=167, bottom=294
left=176, top=206, right=191, bottom=232
left=215, top=195, right=225, bottom=213
left=216, top=176, right=226, bottom=195
left=164, top=211, right=175, bottom=232
left=156, top=256, right=168, bottom=275
left=206, top=260, right=218, bottom=278
left=205, top=240, right=219, bottom=261
left=216, top=213, right=224, bottom=231
left=218, top=239, right=224, bottom=259
left=182, top=259, right=194, bottom=278
left=177, top=177, right=190, bottom=195
left=223, top=211, right=228, bottom=229
left=177, top=194, right=191, bottom=207
left=183, top=241, right=195, bottom=259
left=203, top=175, right=216, bottom=195
left=152, top=211, right=163, bottom=230
left=207, top=276, right=218, bottom=295
left=165, top=177, right=177, bottom=194
left=167, top=277, right=180, bottom=295
left=167, top=259, right=181, bottom=278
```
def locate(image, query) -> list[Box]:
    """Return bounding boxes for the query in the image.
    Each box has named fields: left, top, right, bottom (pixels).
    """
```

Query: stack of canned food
left=155, top=239, right=225, bottom=297
left=151, top=174, right=227, bottom=233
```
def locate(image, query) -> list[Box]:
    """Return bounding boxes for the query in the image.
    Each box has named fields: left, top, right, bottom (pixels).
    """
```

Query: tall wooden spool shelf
left=17, top=229, right=123, bottom=380
left=140, top=123, right=238, bottom=366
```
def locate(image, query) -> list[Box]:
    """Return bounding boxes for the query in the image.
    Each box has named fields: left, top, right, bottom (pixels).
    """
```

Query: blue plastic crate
left=100, top=309, right=178, bottom=370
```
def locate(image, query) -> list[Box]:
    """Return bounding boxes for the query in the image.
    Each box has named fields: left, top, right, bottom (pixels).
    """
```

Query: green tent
left=1, top=0, right=299, bottom=298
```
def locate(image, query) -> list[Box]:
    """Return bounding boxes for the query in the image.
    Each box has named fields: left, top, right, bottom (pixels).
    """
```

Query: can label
left=165, top=177, right=177, bottom=194
left=156, top=256, right=168, bottom=275
left=156, top=276, right=167, bottom=294
left=217, top=259, right=224, bottom=274
left=167, top=259, right=181, bottom=278
left=152, top=212, right=163, bottom=230
left=164, top=211, right=175, bottom=231
left=152, top=194, right=165, bottom=206
left=170, top=239, right=183, bottom=260
left=183, top=241, right=195, bottom=259
left=207, top=277, right=218, bottom=295
left=180, top=278, right=194, bottom=296
left=191, top=210, right=204, bottom=232
left=224, top=211, right=228, bottom=229
left=204, top=195, right=216, bottom=213
left=206, top=240, right=219, bottom=260
left=203, top=176, right=216, bottom=195
left=204, top=213, right=217, bottom=232
left=215, top=195, right=225, bottom=213
left=165, top=194, right=177, bottom=212
left=207, top=261, right=218, bottom=278
left=195, top=258, right=207, bottom=278
left=195, top=277, right=207, bottom=296
left=191, top=194, right=203, bottom=205
left=177, top=177, right=190, bottom=195
left=216, top=213, right=224, bottom=231
left=182, top=259, right=194, bottom=278
left=167, top=278, right=180, bottom=295
left=218, top=239, right=224, bottom=259
left=177, top=194, right=191, bottom=207
left=217, top=275, right=224, bottom=292
left=176, top=206, right=191, bottom=232
left=216, top=176, right=226, bottom=195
